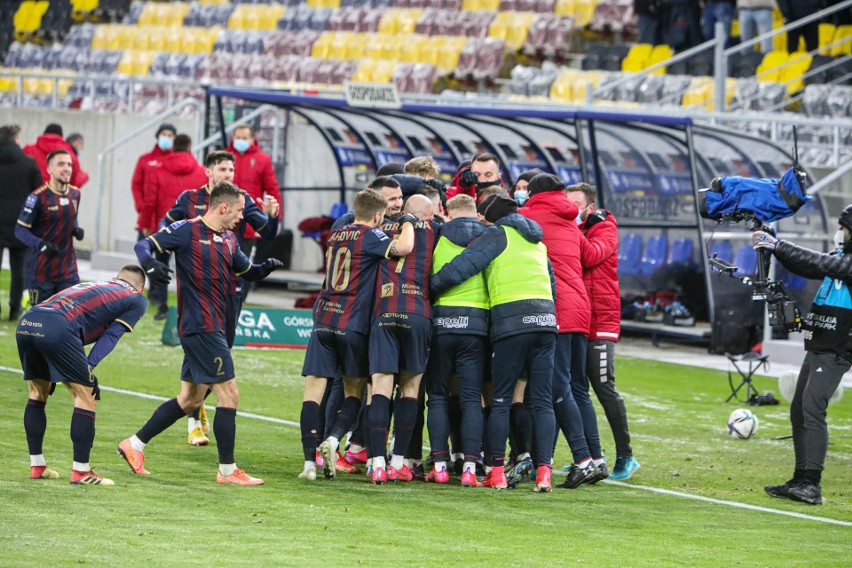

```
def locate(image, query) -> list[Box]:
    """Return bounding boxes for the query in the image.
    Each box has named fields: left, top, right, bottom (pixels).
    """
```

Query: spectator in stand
left=703, top=0, right=737, bottom=44
left=777, top=0, right=822, bottom=52
left=227, top=125, right=280, bottom=251
left=131, top=124, right=175, bottom=241
left=0, top=124, right=43, bottom=320
left=667, top=0, right=703, bottom=51
left=140, top=133, right=208, bottom=320
left=23, top=124, right=88, bottom=189
left=65, top=133, right=84, bottom=156
left=635, top=0, right=670, bottom=45
left=739, top=0, right=777, bottom=52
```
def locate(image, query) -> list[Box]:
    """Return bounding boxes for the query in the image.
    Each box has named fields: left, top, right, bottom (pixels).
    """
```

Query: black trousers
left=587, top=339, right=632, bottom=457
left=1, top=246, right=26, bottom=312
left=792, top=351, right=850, bottom=472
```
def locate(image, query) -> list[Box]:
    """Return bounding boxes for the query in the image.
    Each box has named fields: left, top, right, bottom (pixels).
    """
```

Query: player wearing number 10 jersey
left=299, top=189, right=417, bottom=481
left=367, top=194, right=438, bottom=484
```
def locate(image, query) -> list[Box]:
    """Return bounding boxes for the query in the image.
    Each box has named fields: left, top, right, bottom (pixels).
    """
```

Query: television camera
left=698, top=131, right=810, bottom=333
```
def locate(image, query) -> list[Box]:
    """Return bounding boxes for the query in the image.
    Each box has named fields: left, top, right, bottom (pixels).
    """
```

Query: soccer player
left=18, top=266, right=148, bottom=485
left=431, top=195, right=558, bottom=493
left=331, top=176, right=404, bottom=230
left=423, top=194, right=488, bottom=486
left=118, top=181, right=284, bottom=485
left=14, top=149, right=84, bottom=305
left=299, top=189, right=415, bottom=482
left=364, top=194, right=438, bottom=484
left=163, top=150, right=279, bottom=446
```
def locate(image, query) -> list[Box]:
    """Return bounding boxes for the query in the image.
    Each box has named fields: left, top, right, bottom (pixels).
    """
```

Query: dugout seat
left=640, top=234, right=668, bottom=277
left=618, top=232, right=642, bottom=276
left=667, top=238, right=694, bottom=266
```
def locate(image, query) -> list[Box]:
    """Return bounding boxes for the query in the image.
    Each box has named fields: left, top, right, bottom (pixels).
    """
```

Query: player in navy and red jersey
left=299, top=188, right=417, bottom=482
left=14, top=149, right=84, bottom=305
left=365, top=194, right=438, bottom=484
left=161, top=150, right=280, bottom=445
left=18, top=266, right=147, bottom=486
left=118, top=181, right=284, bottom=486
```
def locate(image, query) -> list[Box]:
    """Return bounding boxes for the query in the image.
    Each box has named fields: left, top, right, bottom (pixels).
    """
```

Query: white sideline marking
left=2, top=365, right=850, bottom=527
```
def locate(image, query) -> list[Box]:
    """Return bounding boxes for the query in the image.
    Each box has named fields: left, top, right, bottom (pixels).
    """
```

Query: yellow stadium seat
left=756, top=50, right=789, bottom=82
left=647, top=44, right=673, bottom=74
left=461, top=0, right=483, bottom=10
left=373, top=60, right=397, bottom=83
left=364, top=33, right=388, bottom=60
left=572, top=70, right=602, bottom=103
left=396, top=9, right=422, bottom=34
left=345, top=33, right=365, bottom=60
left=199, top=0, right=228, bottom=4
left=506, top=14, right=537, bottom=49
left=381, top=35, right=406, bottom=62
left=228, top=5, right=248, bottom=29
left=311, top=32, right=334, bottom=58
left=307, top=0, right=340, bottom=7
left=377, top=9, right=400, bottom=35
left=327, top=32, right=349, bottom=60
left=555, top=0, right=574, bottom=17
left=72, top=0, right=98, bottom=10
left=352, top=59, right=379, bottom=82
left=681, top=77, right=713, bottom=108
left=15, top=1, right=49, bottom=38
left=831, top=25, right=852, bottom=56
left=780, top=51, right=812, bottom=93
left=621, top=43, right=653, bottom=72
left=400, top=35, right=428, bottom=63
left=574, top=0, right=598, bottom=27
left=819, top=23, right=836, bottom=56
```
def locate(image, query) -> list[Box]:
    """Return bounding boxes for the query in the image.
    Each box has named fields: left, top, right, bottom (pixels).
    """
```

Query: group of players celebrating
left=299, top=153, right=639, bottom=492
left=18, top=147, right=639, bottom=490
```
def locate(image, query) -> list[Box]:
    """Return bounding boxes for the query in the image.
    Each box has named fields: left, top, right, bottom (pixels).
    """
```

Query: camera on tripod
left=698, top=131, right=810, bottom=334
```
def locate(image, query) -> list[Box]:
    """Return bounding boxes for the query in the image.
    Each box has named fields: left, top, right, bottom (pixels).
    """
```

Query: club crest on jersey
left=381, top=283, right=394, bottom=298
left=213, top=235, right=223, bottom=243
left=59, top=197, right=69, bottom=206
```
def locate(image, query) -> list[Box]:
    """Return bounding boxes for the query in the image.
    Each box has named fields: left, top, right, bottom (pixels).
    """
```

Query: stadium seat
left=647, top=44, right=672, bottom=74
left=805, top=54, right=834, bottom=85
left=639, top=234, right=667, bottom=276
left=731, top=50, right=762, bottom=78
left=14, top=1, right=50, bottom=42
left=802, top=84, right=831, bottom=116
left=708, top=240, right=733, bottom=263
left=667, top=238, right=693, bottom=266
left=618, top=232, right=642, bottom=276
left=830, top=25, right=852, bottom=57
left=779, top=51, right=812, bottom=94
left=621, top=43, right=652, bottom=73
left=733, top=244, right=757, bottom=277
left=818, top=22, right=836, bottom=56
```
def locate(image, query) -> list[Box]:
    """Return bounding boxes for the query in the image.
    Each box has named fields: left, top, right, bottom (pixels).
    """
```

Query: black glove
left=73, top=227, right=84, bottom=241
left=459, top=168, right=477, bottom=189
left=260, top=258, right=284, bottom=277
left=424, top=178, right=446, bottom=193
left=398, top=213, right=418, bottom=226
left=39, top=241, right=59, bottom=257
left=141, top=257, right=172, bottom=286
left=584, top=210, right=608, bottom=229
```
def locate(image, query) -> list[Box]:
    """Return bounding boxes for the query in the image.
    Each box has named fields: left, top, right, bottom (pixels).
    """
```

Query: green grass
left=0, top=293, right=850, bottom=565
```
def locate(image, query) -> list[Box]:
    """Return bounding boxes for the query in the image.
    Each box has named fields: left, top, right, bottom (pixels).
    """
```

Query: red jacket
left=580, top=211, right=621, bottom=341
left=227, top=140, right=280, bottom=239
left=22, top=133, right=89, bottom=188
left=519, top=190, right=590, bottom=335
left=131, top=145, right=172, bottom=230
left=140, top=152, right=207, bottom=234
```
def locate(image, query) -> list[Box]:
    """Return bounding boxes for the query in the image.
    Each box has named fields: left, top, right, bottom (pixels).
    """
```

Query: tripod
left=725, top=352, right=769, bottom=403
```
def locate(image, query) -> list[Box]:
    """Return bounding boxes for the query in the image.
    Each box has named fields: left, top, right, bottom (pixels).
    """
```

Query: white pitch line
left=2, top=365, right=850, bottom=527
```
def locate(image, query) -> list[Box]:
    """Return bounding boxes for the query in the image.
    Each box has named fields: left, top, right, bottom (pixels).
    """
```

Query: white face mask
left=834, top=229, right=847, bottom=249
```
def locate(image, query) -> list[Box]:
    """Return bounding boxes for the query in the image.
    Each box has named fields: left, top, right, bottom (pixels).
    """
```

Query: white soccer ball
left=727, top=408, right=759, bottom=439
left=777, top=370, right=844, bottom=405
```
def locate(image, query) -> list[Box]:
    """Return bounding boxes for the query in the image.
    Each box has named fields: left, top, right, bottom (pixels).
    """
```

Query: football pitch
left=0, top=301, right=850, bottom=566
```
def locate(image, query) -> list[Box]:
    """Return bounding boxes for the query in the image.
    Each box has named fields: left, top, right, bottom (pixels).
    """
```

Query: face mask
left=233, top=139, right=251, bottom=154
left=157, top=136, right=173, bottom=151
left=834, top=229, right=848, bottom=249
left=576, top=212, right=584, bottom=225
left=514, top=190, right=528, bottom=206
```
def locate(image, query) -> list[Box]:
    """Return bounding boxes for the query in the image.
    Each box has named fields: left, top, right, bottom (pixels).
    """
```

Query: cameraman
left=752, top=206, right=852, bottom=505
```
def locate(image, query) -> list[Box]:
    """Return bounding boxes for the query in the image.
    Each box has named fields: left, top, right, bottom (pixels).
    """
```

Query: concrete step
left=115, top=237, right=138, bottom=255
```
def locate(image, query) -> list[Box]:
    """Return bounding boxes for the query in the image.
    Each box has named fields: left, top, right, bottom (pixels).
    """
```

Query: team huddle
left=298, top=153, right=639, bottom=492
left=16, top=148, right=639, bottom=490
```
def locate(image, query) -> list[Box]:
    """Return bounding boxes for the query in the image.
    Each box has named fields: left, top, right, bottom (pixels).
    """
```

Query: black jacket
left=0, top=141, right=43, bottom=248
left=431, top=216, right=489, bottom=336
left=775, top=240, right=852, bottom=354
left=777, top=0, right=825, bottom=19
left=431, top=213, right=557, bottom=342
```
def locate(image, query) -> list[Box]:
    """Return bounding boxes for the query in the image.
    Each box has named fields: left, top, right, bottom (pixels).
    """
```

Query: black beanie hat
left=376, top=162, right=405, bottom=176
left=527, top=173, right=565, bottom=196
left=156, top=123, right=176, bottom=138
left=44, top=123, right=63, bottom=137
left=839, top=204, right=852, bottom=231
left=477, top=195, right=518, bottom=223
left=516, top=169, right=544, bottom=186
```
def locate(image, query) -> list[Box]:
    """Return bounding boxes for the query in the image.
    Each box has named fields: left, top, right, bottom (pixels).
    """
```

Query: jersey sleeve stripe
left=115, top=318, right=134, bottom=332
left=17, top=219, right=32, bottom=228
left=149, top=235, right=164, bottom=253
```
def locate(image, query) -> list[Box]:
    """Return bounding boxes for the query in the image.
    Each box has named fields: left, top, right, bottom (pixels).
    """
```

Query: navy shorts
left=302, top=326, right=369, bottom=379
left=369, top=313, right=432, bottom=375
left=16, top=309, right=97, bottom=388
left=180, top=332, right=235, bottom=385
